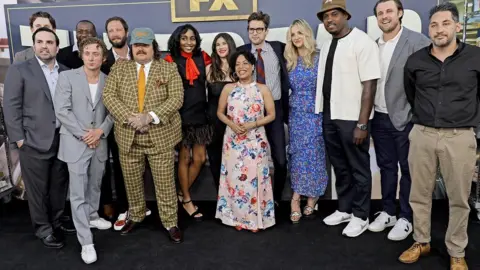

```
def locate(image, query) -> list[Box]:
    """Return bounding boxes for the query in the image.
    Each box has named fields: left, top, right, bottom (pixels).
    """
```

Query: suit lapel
left=385, top=29, right=408, bottom=82
left=128, top=61, right=139, bottom=111
left=93, top=72, right=106, bottom=108
left=144, top=61, right=159, bottom=111
left=29, top=58, right=53, bottom=102
left=77, top=68, right=94, bottom=105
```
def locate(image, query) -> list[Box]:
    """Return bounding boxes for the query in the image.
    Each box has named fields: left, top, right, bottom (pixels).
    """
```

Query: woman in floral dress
left=215, top=51, right=276, bottom=232
left=284, top=19, right=329, bottom=223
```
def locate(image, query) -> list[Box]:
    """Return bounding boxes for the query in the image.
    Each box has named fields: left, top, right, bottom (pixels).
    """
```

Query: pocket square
left=156, top=78, right=168, bottom=87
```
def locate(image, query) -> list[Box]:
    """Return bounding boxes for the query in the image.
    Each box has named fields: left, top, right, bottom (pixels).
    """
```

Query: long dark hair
left=167, top=24, right=202, bottom=58
left=209, top=33, right=236, bottom=82
left=229, top=51, right=256, bottom=82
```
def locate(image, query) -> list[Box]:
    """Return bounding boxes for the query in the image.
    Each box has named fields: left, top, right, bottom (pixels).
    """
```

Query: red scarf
left=164, top=51, right=212, bottom=86
left=181, top=51, right=200, bottom=85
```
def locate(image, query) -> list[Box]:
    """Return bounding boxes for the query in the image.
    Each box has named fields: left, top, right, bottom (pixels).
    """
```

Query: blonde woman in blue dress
left=285, top=19, right=329, bottom=223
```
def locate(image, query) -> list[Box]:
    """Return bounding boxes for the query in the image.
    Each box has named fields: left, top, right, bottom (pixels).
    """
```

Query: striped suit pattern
left=102, top=59, right=184, bottom=227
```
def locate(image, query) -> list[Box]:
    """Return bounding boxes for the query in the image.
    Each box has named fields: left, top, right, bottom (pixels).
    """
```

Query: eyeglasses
left=248, top=27, right=265, bottom=34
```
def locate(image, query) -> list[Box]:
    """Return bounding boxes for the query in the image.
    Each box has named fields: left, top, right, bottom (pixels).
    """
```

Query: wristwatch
left=356, top=123, right=368, bottom=131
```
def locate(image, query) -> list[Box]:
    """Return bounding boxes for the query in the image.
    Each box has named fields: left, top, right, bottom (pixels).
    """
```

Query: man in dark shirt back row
left=399, top=3, right=479, bottom=269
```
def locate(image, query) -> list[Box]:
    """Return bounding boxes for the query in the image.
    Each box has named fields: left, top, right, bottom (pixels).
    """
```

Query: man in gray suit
left=368, top=0, right=431, bottom=241
left=54, top=37, right=113, bottom=265
left=3, top=27, right=72, bottom=249
left=13, top=11, right=56, bottom=64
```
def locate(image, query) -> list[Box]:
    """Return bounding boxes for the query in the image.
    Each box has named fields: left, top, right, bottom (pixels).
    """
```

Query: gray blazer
left=54, top=67, right=113, bottom=163
left=381, top=27, right=431, bottom=131
left=13, top=47, right=35, bottom=64
left=3, top=58, right=68, bottom=154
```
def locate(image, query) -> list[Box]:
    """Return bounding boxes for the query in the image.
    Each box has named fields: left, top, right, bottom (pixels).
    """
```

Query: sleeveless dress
left=288, top=54, right=329, bottom=197
left=215, top=82, right=275, bottom=230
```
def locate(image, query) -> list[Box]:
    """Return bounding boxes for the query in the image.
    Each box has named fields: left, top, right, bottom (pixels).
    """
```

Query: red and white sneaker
left=113, top=209, right=152, bottom=231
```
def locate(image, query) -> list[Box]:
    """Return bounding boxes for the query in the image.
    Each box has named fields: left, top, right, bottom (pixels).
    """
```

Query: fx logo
left=171, top=0, right=257, bottom=22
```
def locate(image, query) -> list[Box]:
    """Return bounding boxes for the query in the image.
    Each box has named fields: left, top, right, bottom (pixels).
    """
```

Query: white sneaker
left=90, top=218, right=112, bottom=230
left=368, top=211, right=397, bottom=232
left=323, top=210, right=352, bottom=226
left=387, top=218, right=412, bottom=241
left=342, top=216, right=369, bottom=237
left=113, top=209, right=152, bottom=231
left=81, top=244, right=97, bottom=264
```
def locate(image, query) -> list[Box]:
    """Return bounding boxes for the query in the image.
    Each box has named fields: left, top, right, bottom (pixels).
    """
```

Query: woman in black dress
left=206, top=33, right=237, bottom=190
left=165, top=24, right=213, bottom=220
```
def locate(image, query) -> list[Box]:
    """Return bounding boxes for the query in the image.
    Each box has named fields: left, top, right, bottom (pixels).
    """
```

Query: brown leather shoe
left=450, top=257, right=468, bottom=270
left=399, top=242, right=431, bottom=264
left=167, top=226, right=183, bottom=244
left=120, top=220, right=140, bottom=235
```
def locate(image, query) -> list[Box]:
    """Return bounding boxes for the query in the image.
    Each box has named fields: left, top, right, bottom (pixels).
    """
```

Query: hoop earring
left=233, top=72, right=238, bottom=78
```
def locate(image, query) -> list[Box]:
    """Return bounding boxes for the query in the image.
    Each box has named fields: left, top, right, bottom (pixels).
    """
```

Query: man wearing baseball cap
left=315, top=0, right=381, bottom=237
left=103, top=28, right=185, bottom=243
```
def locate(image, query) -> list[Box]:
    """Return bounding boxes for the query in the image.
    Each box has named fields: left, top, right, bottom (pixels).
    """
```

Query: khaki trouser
left=409, top=124, right=476, bottom=258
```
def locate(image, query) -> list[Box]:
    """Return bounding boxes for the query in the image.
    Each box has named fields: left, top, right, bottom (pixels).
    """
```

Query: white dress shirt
left=113, top=47, right=131, bottom=61
left=375, top=27, right=403, bottom=114
left=136, top=61, right=160, bottom=124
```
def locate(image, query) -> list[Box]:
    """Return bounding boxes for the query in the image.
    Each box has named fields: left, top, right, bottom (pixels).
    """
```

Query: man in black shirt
left=57, top=20, right=97, bottom=69
left=399, top=3, right=479, bottom=269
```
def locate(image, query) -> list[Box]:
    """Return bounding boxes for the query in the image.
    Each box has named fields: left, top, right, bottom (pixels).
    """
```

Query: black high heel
left=182, top=200, right=203, bottom=222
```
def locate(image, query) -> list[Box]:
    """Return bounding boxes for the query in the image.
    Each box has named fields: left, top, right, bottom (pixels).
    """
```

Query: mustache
left=327, top=22, right=336, bottom=27
left=136, top=51, right=146, bottom=55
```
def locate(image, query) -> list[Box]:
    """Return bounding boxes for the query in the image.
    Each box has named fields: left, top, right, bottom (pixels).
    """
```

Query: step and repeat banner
left=1, top=0, right=448, bottom=200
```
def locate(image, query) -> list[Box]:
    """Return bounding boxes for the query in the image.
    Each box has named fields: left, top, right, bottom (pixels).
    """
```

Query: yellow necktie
left=138, top=64, right=146, bottom=112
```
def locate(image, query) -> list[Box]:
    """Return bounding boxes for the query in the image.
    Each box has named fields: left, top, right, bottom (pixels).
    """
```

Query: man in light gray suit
left=3, top=27, right=73, bottom=249
left=54, top=37, right=113, bottom=265
left=368, top=0, right=431, bottom=241
left=13, top=11, right=56, bottom=64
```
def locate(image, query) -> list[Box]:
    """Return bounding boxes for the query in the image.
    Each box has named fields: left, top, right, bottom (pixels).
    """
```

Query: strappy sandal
left=290, top=197, right=302, bottom=224
left=182, top=200, right=203, bottom=222
left=303, top=197, right=319, bottom=218
left=177, top=192, right=184, bottom=203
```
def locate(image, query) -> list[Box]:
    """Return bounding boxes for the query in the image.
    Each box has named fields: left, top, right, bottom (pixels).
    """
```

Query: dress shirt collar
left=35, top=56, right=59, bottom=71
left=379, top=26, right=403, bottom=45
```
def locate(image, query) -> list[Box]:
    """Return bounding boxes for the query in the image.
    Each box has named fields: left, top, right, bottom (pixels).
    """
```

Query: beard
left=109, top=36, right=127, bottom=48
left=433, top=34, right=454, bottom=48
left=379, top=20, right=399, bottom=34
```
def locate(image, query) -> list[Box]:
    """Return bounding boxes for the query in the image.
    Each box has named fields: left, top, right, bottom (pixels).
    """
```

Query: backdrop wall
left=1, top=0, right=447, bottom=201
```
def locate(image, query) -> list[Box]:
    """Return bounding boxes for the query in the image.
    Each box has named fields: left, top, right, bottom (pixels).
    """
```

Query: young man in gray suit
left=13, top=11, right=56, bottom=64
left=54, top=37, right=113, bottom=264
left=368, top=0, right=430, bottom=241
left=3, top=27, right=72, bottom=249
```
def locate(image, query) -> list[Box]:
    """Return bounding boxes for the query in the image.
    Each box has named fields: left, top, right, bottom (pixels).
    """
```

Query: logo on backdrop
left=171, top=0, right=258, bottom=22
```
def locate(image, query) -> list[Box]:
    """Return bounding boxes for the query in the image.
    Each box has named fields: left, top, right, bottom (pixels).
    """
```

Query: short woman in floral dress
left=215, top=51, right=276, bottom=232
left=284, top=19, right=329, bottom=223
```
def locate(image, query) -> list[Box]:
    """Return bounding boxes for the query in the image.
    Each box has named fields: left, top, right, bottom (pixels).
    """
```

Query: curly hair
left=229, top=51, right=256, bottom=82
left=78, top=37, right=108, bottom=59
left=167, top=24, right=202, bottom=58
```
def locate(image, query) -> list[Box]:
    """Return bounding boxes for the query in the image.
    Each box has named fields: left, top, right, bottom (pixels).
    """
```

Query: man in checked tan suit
left=102, top=28, right=184, bottom=243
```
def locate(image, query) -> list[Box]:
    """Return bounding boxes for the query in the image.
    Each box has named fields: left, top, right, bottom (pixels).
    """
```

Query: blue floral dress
left=288, top=54, right=329, bottom=197
left=215, top=82, right=275, bottom=230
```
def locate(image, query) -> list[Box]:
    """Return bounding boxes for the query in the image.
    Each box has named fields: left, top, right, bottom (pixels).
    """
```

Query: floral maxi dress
left=215, top=82, right=275, bottom=231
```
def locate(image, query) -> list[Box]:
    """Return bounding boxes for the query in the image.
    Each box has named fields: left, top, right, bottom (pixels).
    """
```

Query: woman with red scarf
left=165, top=24, right=212, bottom=221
